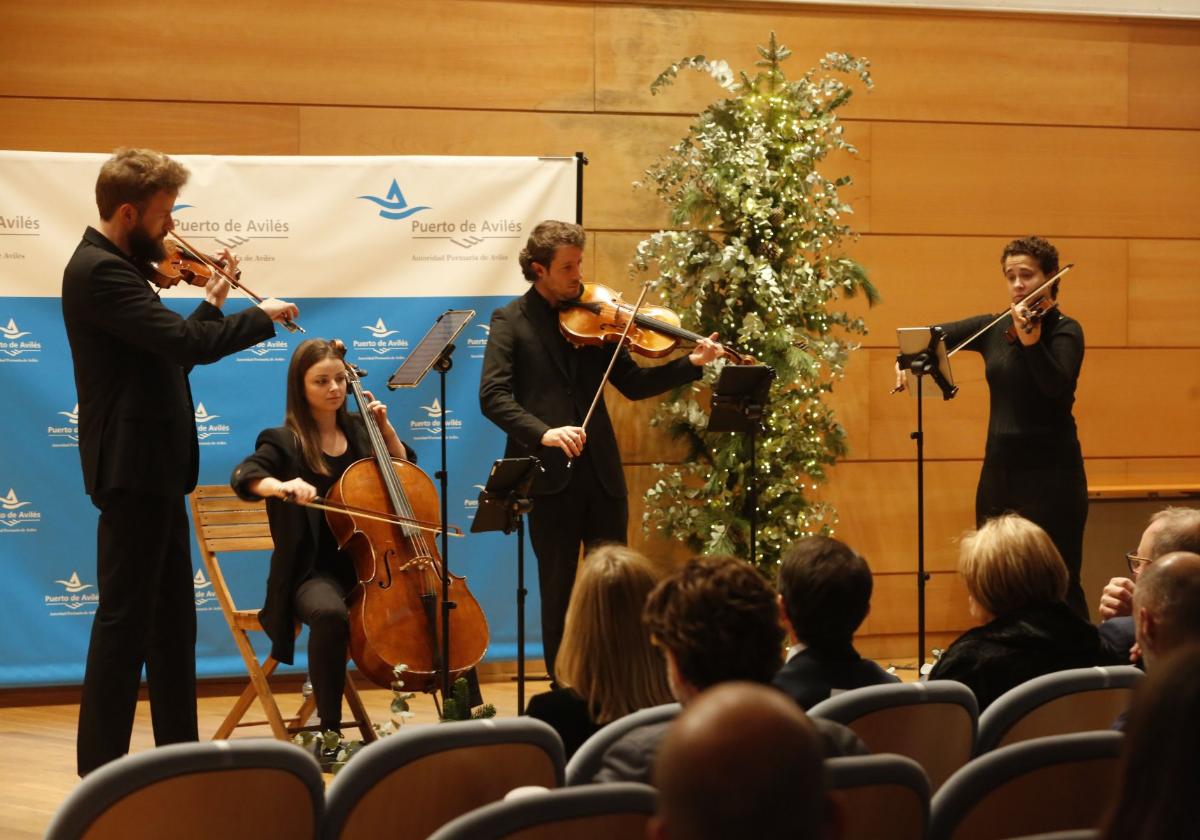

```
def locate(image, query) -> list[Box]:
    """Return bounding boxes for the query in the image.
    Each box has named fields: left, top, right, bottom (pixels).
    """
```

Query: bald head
left=1133, top=551, right=1200, bottom=668
left=651, top=682, right=833, bottom=840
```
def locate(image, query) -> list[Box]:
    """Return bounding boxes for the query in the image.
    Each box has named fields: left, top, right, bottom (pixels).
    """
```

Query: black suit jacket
left=772, top=647, right=901, bottom=710
left=479, top=287, right=702, bottom=497
left=62, top=227, right=275, bottom=497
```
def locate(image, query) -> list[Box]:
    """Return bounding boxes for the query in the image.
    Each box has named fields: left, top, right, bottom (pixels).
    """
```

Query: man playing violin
left=895, top=235, right=1089, bottom=619
left=479, top=220, right=723, bottom=680
left=61, top=147, right=299, bottom=776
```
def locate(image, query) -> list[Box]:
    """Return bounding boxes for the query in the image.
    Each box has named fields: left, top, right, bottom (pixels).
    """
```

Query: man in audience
left=649, top=681, right=843, bottom=840
left=1098, top=507, right=1200, bottom=661
left=774, top=536, right=900, bottom=708
left=593, top=555, right=867, bottom=783
left=1131, top=551, right=1200, bottom=671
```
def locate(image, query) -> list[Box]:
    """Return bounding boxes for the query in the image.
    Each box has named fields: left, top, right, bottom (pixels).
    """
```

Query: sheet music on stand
left=387, top=310, right=475, bottom=390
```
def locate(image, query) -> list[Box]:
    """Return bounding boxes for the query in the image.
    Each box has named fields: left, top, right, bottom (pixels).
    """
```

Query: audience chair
left=808, top=681, right=978, bottom=790
left=563, top=702, right=682, bottom=786
left=45, top=739, right=323, bottom=840
left=974, top=665, right=1142, bottom=754
left=321, top=716, right=565, bottom=840
left=426, top=782, right=657, bottom=840
left=928, top=730, right=1124, bottom=840
left=190, top=485, right=375, bottom=743
left=825, top=753, right=931, bottom=840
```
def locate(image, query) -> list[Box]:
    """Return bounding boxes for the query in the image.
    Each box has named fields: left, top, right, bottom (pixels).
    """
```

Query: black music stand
left=895, top=326, right=957, bottom=670
left=470, top=456, right=543, bottom=715
left=707, top=365, right=775, bottom=567
left=387, top=309, right=475, bottom=701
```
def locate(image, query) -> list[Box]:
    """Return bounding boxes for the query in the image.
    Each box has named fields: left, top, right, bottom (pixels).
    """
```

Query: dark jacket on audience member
left=525, top=687, right=602, bottom=761
left=593, top=701, right=870, bottom=784
left=927, top=599, right=1119, bottom=711
left=773, top=645, right=901, bottom=710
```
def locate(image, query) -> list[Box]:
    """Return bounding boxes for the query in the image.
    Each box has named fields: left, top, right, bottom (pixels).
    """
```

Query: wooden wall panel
left=858, top=571, right=974, bottom=637
left=0, top=1, right=596, bottom=112
left=0, top=99, right=300, bottom=155
left=818, top=460, right=983, bottom=574
left=595, top=4, right=1131, bottom=127
left=1128, top=240, right=1200, bottom=346
left=1129, top=24, right=1200, bottom=130
left=870, top=122, right=1200, bottom=238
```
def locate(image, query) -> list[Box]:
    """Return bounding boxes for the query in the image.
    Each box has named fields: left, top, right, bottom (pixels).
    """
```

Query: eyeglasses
left=1125, top=552, right=1153, bottom=576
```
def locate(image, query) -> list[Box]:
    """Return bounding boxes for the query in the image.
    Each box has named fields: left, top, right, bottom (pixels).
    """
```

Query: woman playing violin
left=231, top=339, right=415, bottom=747
left=895, top=236, right=1089, bottom=618
left=479, top=220, right=725, bottom=681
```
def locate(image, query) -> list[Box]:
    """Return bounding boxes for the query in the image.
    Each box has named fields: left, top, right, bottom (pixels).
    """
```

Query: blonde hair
left=958, top=513, right=1068, bottom=618
left=555, top=545, right=673, bottom=723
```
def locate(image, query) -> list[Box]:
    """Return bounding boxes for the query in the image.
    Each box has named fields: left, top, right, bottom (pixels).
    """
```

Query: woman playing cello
left=231, top=339, right=415, bottom=754
left=895, top=236, right=1089, bottom=618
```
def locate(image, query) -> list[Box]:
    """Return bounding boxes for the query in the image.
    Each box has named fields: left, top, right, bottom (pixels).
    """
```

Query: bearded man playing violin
left=61, top=147, right=299, bottom=776
left=479, top=220, right=724, bottom=681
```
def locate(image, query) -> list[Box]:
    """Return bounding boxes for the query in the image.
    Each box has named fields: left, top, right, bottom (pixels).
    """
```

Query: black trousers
left=78, top=490, right=198, bottom=776
left=976, top=460, right=1089, bottom=619
left=294, top=574, right=351, bottom=733
left=527, top=461, right=628, bottom=679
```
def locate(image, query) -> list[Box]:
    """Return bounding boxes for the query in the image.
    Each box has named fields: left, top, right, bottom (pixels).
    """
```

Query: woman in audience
left=1101, top=643, right=1200, bottom=839
left=928, top=513, right=1117, bottom=710
left=525, top=544, right=673, bottom=758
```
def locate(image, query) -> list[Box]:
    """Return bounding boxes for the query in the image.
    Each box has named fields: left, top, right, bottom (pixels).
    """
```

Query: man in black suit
left=62, top=148, right=299, bottom=775
left=479, top=220, right=722, bottom=678
left=772, top=536, right=899, bottom=709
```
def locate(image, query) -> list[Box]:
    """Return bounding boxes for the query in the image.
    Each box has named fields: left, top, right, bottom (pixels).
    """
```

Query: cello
left=325, top=351, right=488, bottom=693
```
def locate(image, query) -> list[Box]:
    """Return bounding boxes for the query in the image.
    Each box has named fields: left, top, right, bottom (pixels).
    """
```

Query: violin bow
left=167, top=230, right=305, bottom=334
left=280, top=492, right=464, bottom=537
left=947, top=263, right=1074, bottom=358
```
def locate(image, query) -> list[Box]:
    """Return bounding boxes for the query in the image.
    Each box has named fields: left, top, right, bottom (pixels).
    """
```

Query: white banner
left=0, top=150, right=578, bottom=686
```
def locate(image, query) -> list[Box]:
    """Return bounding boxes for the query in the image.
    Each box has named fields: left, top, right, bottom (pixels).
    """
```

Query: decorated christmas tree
left=635, top=34, right=877, bottom=569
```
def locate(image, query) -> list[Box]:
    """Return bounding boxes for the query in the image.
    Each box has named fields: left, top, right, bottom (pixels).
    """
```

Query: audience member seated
left=1097, top=506, right=1200, bottom=663
left=649, top=681, right=842, bottom=840
left=524, top=545, right=672, bottom=759
left=928, top=513, right=1118, bottom=711
left=594, top=555, right=868, bottom=784
left=773, top=535, right=900, bottom=708
left=1130, top=551, right=1200, bottom=674
left=1099, top=642, right=1200, bottom=840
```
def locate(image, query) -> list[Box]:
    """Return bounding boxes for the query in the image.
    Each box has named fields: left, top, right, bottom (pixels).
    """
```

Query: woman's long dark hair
left=1101, top=643, right=1200, bottom=839
left=284, top=339, right=351, bottom=476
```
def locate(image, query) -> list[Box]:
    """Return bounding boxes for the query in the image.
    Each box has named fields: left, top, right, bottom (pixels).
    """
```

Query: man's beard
left=128, top=224, right=167, bottom=264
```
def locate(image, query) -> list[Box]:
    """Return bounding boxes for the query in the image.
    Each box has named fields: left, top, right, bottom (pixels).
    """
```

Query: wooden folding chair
left=189, top=484, right=376, bottom=743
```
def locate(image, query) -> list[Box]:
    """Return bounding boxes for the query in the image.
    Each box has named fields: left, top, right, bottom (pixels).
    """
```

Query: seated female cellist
left=230, top=338, right=415, bottom=759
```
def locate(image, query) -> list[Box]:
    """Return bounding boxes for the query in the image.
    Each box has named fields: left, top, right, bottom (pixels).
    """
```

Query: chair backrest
left=322, top=717, right=566, bottom=840
left=564, top=702, right=681, bottom=785
left=928, top=730, right=1124, bottom=840
left=808, top=681, right=978, bottom=790
left=190, top=484, right=274, bottom=619
left=826, top=753, right=931, bottom=840
left=975, top=665, right=1142, bottom=754
left=45, top=739, right=324, bottom=840
left=426, top=782, right=658, bottom=840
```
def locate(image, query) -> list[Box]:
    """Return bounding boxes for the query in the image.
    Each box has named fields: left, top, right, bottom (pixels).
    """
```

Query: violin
left=559, top=283, right=755, bottom=365
left=947, top=264, right=1074, bottom=358
left=147, top=231, right=304, bottom=334
left=324, top=351, right=488, bottom=693
left=1003, top=277, right=1063, bottom=345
